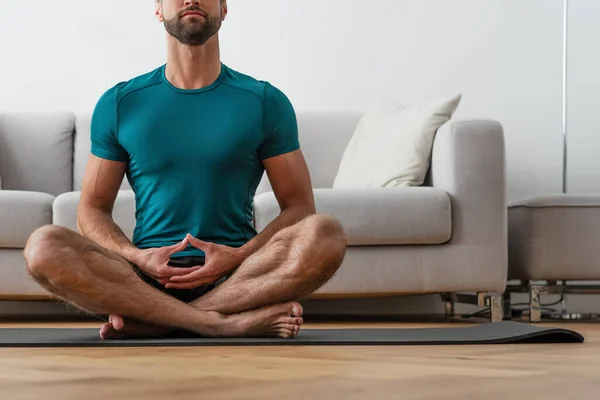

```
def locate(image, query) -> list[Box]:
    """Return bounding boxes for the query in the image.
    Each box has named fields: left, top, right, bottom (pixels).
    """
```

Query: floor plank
left=0, top=320, right=595, bottom=400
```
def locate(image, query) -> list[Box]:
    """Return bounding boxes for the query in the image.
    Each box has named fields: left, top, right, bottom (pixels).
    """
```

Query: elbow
left=297, top=203, right=317, bottom=218
left=77, top=202, right=107, bottom=237
left=282, top=202, right=315, bottom=220
left=76, top=219, right=86, bottom=237
left=75, top=205, right=87, bottom=237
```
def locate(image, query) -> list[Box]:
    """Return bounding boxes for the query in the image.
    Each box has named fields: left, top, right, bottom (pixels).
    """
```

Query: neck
left=164, top=35, right=222, bottom=90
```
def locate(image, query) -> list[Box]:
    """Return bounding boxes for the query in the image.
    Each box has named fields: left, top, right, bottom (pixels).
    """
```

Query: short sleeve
left=258, top=83, right=300, bottom=160
left=90, top=85, right=128, bottom=163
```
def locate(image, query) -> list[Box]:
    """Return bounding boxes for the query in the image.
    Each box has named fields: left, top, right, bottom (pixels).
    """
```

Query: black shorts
left=133, top=256, right=230, bottom=303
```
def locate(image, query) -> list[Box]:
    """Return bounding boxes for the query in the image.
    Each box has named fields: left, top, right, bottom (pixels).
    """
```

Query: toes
left=282, top=317, right=304, bottom=326
left=286, top=323, right=301, bottom=333
left=292, top=325, right=301, bottom=336
left=290, top=302, right=304, bottom=317
left=276, top=323, right=300, bottom=337
left=109, top=315, right=125, bottom=330
left=277, top=328, right=296, bottom=339
left=99, top=323, right=113, bottom=339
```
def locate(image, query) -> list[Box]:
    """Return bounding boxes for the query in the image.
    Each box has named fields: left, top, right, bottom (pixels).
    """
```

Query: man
left=23, top=0, right=346, bottom=339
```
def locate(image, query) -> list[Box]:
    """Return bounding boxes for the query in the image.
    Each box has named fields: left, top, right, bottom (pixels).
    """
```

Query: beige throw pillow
left=332, top=94, right=462, bottom=189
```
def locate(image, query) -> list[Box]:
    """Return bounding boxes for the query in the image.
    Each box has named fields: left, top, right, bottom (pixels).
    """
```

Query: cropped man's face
left=156, top=0, right=227, bottom=46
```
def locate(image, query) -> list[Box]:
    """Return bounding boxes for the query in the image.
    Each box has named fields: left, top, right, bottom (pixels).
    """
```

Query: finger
left=168, top=267, right=210, bottom=282
left=186, top=233, right=211, bottom=252
left=157, top=265, right=202, bottom=278
left=165, top=279, right=210, bottom=290
left=164, top=237, right=189, bottom=256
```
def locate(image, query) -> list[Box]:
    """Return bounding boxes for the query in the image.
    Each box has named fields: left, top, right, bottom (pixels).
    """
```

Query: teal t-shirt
left=90, top=63, right=300, bottom=257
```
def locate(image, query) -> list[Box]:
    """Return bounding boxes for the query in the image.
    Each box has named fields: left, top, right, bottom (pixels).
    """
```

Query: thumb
left=186, top=233, right=210, bottom=252
left=165, top=237, right=189, bottom=255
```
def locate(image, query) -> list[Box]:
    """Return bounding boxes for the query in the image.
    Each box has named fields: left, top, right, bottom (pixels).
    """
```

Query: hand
left=165, top=234, right=244, bottom=289
left=132, top=238, right=201, bottom=284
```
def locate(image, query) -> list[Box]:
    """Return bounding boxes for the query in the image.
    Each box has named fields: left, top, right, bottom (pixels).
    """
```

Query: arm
left=236, top=83, right=314, bottom=260
left=77, top=84, right=142, bottom=264
left=77, top=154, right=140, bottom=263
left=237, top=149, right=316, bottom=260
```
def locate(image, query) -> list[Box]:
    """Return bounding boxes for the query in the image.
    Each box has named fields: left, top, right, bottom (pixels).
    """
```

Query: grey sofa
left=507, top=194, right=600, bottom=322
left=0, top=111, right=507, bottom=319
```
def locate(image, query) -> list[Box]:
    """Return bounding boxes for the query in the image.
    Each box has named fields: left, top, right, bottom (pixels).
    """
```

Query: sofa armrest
left=254, top=187, right=452, bottom=245
left=53, top=190, right=136, bottom=239
left=430, top=119, right=506, bottom=248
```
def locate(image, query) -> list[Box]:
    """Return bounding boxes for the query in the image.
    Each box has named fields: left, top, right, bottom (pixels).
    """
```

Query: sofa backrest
left=73, top=114, right=91, bottom=192
left=257, top=111, right=362, bottom=194
left=73, top=114, right=132, bottom=192
left=0, top=110, right=361, bottom=195
left=72, top=111, right=362, bottom=195
left=0, top=112, right=75, bottom=196
left=0, top=109, right=364, bottom=197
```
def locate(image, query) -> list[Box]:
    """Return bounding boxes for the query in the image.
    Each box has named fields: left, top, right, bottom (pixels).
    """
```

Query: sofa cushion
left=508, top=194, right=600, bottom=280
left=53, top=190, right=137, bottom=239
left=0, top=191, right=54, bottom=248
left=254, top=187, right=452, bottom=245
left=332, top=95, right=461, bottom=189
left=0, top=113, right=74, bottom=196
left=0, top=249, right=50, bottom=297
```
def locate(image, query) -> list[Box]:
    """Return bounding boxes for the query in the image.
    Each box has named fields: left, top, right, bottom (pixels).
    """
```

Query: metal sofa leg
left=502, top=290, right=512, bottom=320
left=442, top=294, right=455, bottom=318
left=530, top=284, right=542, bottom=323
left=489, top=295, right=503, bottom=322
left=441, top=292, right=503, bottom=322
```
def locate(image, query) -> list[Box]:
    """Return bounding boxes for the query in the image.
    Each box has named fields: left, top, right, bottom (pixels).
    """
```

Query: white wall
left=0, top=0, right=566, bottom=202
left=566, top=0, right=600, bottom=193
left=224, top=0, right=565, bottom=202
left=0, top=1, right=167, bottom=114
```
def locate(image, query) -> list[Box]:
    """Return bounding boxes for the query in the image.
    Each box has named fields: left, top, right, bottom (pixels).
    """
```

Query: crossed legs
left=23, top=214, right=346, bottom=338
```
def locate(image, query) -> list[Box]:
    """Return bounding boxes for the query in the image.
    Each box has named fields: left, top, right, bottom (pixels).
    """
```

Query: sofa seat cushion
left=0, top=191, right=54, bottom=248
left=509, top=194, right=600, bottom=280
left=254, top=187, right=452, bottom=245
left=53, top=190, right=137, bottom=239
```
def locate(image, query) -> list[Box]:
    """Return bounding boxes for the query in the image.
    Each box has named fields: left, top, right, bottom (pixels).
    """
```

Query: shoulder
left=221, top=65, right=290, bottom=104
left=95, top=66, right=164, bottom=110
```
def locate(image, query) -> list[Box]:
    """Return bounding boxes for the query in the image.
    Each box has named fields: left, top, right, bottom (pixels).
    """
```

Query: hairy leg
left=192, top=213, right=347, bottom=314
left=104, top=214, right=345, bottom=338
left=23, top=225, right=302, bottom=338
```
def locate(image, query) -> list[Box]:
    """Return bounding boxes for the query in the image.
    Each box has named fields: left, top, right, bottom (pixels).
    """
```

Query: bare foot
left=99, top=315, right=174, bottom=340
left=214, top=302, right=304, bottom=338
left=100, top=302, right=304, bottom=340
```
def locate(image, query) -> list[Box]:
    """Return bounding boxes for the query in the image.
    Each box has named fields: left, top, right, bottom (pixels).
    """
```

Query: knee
left=308, top=214, right=346, bottom=244
left=23, top=225, right=71, bottom=278
left=305, top=214, right=347, bottom=260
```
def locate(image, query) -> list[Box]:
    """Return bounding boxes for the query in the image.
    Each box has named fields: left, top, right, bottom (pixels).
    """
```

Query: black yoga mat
left=0, top=321, right=583, bottom=347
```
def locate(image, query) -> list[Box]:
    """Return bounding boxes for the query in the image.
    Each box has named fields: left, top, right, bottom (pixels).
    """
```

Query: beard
left=163, top=7, right=221, bottom=46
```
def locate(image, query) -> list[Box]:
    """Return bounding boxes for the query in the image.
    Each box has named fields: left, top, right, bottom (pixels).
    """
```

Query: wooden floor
left=0, top=319, right=597, bottom=400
